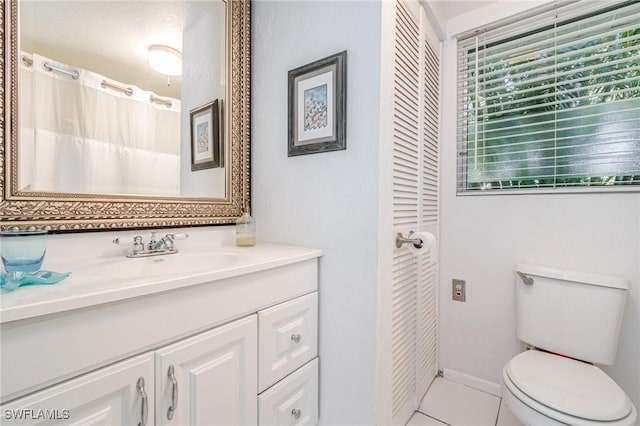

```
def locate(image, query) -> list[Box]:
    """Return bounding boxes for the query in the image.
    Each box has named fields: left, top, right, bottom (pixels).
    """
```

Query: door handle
left=136, top=377, right=148, bottom=426
left=167, top=365, right=178, bottom=420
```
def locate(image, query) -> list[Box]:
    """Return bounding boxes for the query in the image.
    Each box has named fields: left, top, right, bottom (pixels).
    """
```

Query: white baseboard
left=442, top=368, right=502, bottom=397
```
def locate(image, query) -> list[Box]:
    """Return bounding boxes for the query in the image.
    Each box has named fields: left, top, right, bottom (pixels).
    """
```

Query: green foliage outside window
left=465, top=27, right=640, bottom=190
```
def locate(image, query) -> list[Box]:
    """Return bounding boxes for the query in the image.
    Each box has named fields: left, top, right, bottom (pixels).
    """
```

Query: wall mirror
left=0, top=0, right=250, bottom=230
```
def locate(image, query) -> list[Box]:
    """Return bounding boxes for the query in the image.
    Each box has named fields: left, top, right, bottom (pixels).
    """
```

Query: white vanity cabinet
left=0, top=245, right=321, bottom=426
left=154, top=315, right=258, bottom=426
left=0, top=315, right=258, bottom=426
left=1, top=299, right=317, bottom=426
left=0, top=353, right=155, bottom=426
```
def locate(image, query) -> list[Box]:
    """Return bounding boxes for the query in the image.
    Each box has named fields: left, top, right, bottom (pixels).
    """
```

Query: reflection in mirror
left=18, top=0, right=227, bottom=198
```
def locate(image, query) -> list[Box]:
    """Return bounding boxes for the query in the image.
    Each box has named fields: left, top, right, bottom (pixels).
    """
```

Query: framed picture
left=288, top=50, right=347, bottom=156
left=190, top=100, right=221, bottom=171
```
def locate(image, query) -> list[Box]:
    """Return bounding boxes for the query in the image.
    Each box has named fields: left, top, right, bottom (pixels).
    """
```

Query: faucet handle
left=113, top=235, right=145, bottom=254
left=132, top=236, right=144, bottom=253
left=168, top=233, right=188, bottom=241
left=113, top=235, right=138, bottom=245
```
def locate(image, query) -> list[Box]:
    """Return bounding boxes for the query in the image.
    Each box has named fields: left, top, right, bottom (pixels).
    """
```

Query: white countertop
left=0, top=243, right=322, bottom=324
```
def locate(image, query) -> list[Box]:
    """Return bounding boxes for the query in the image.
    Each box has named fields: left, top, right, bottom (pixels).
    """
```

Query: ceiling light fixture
left=148, top=44, right=182, bottom=76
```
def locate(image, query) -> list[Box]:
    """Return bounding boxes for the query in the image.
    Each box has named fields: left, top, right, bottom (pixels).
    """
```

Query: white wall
left=181, top=5, right=226, bottom=198
left=252, top=1, right=382, bottom=424
left=439, top=1, right=640, bottom=411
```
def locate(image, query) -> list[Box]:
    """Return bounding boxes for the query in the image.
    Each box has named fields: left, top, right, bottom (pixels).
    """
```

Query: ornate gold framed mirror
left=0, top=0, right=250, bottom=231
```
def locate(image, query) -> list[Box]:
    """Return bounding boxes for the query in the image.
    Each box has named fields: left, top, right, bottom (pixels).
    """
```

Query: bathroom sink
left=0, top=243, right=322, bottom=325
left=53, top=251, right=247, bottom=282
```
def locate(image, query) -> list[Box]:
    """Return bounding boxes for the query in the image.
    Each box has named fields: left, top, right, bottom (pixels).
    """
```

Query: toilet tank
left=515, top=263, right=629, bottom=365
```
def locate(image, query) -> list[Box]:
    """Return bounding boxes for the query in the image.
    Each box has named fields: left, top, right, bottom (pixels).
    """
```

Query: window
left=456, top=0, right=640, bottom=193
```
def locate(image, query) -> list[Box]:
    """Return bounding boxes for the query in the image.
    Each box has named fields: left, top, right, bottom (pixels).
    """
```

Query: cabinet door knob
left=136, top=377, right=148, bottom=426
left=167, top=365, right=178, bottom=420
left=291, top=408, right=302, bottom=419
left=291, top=334, right=302, bottom=344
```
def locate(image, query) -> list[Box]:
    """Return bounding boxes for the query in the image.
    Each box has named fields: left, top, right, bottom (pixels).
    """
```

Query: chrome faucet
left=148, top=232, right=179, bottom=251
left=113, top=232, right=189, bottom=258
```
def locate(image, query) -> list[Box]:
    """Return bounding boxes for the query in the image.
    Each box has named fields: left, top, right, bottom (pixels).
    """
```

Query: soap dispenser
left=235, top=210, right=256, bottom=247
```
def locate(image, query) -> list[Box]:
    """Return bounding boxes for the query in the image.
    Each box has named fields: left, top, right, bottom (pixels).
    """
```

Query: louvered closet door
left=391, top=0, right=440, bottom=424
left=391, top=0, right=421, bottom=423
left=416, top=31, right=440, bottom=399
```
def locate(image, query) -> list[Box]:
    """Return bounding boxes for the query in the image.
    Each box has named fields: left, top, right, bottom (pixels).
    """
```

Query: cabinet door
left=155, top=315, right=257, bottom=426
left=0, top=353, right=154, bottom=426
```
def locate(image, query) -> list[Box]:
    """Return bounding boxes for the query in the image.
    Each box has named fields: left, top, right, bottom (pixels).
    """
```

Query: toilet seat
left=503, top=351, right=637, bottom=425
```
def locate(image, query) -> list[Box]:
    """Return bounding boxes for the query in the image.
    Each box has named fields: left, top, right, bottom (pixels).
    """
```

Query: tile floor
left=407, top=377, right=524, bottom=426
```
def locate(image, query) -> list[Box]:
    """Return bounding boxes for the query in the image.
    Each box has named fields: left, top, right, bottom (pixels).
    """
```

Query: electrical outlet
left=452, top=279, right=466, bottom=302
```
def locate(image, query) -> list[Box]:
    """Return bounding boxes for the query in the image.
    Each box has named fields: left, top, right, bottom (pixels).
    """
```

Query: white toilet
left=502, top=263, right=638, bottom=426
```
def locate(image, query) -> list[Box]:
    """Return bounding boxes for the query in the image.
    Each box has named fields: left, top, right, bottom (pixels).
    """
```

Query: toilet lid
left=506, top=350, right=632, bottom=421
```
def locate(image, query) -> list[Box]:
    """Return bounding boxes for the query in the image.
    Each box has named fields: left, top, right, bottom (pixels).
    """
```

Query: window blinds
left=456, top=0, right=640, bottom=193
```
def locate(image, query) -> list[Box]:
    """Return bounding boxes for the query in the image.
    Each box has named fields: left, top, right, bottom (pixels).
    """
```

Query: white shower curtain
left=19, top=53, right=181, bottom=196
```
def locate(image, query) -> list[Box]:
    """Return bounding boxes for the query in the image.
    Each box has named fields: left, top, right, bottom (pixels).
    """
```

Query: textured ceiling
left=20, top=1, right=220, bottom=98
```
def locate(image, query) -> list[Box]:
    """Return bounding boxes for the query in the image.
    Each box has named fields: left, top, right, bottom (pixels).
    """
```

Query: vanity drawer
left=258, top=358, right=318, bottom=426
left=258, top=292, right=318, bottom=391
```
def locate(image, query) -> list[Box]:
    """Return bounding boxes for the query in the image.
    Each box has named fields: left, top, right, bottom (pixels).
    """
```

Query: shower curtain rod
left=101, top=80, right=134, bottom=96
left=150, top=95, right=172, bottom=108
left=20, top=56, right=78, bottom=80
left=22, top=55, right=173, bottom=108
left=43, top=62, right=80, bottom=80
left=102, top=81, right=173, bottom=108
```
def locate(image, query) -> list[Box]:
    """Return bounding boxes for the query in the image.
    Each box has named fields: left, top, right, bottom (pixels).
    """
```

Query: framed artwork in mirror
left=190, top=100, right=222, bottom=171
left=288, top=50, right=347, bottom=156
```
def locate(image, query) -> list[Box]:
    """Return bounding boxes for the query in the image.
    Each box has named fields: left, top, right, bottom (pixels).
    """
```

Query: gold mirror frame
left=0, top=0, right=250, bottom=231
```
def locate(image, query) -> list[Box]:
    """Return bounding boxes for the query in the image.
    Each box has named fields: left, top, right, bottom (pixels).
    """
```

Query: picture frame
left=288, top=50, right=347, bottom=156
left=190, top=100, right=221, bottom=171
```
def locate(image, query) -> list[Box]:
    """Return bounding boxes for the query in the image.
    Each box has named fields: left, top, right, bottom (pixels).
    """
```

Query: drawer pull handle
left=167, top=365, right=178, bottom=420
left=291, top=334, right=302, bottom=344
left=136, top=377, right=148, bottom=426
left=291, top=408, right=302, bottom=419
